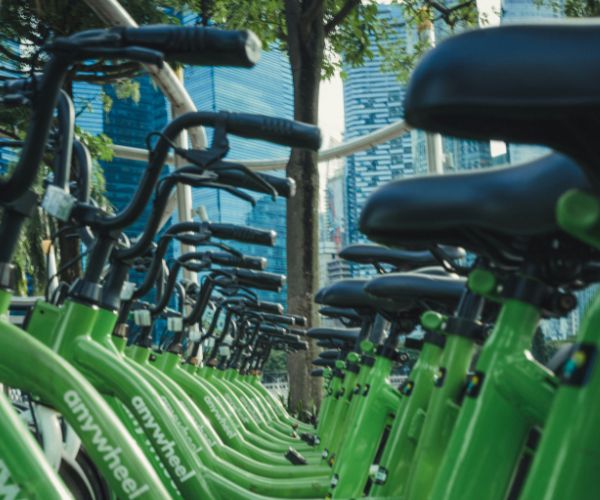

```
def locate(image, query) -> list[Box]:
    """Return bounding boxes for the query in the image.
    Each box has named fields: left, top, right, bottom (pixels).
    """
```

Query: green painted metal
left=318, top=354, right=360, bottom=455
left=316, top=371, right=343, bottom=451
left=0, top=389, right=72, bottom=499
left=403, top=319, right=476, bottom=499
left=429, top=298, right=552, bottom=500
left=208, top=371, right=304, bottom=446
left=133, top=348, right=329, bottom=480
left=329, top=355, right=401, bottom=498
left=367, top=340, right=443, bottom=498
left=0, top=297, right=169, bottom=499
left=324, top=350, right=376, bottom=462
left=26, top=300, right=214, bottom=498
left=249, top=373, right=307, bottom=430
left=199, top=370, right=320, bottom=457
left=170, top=359, right=320, bottom=468
left=517, top=193, right=600, bottom=498
left=143, top=351, right=330, bottom=497
left=236, top=372, right=313, bottom=435
left=227, top=371, right=297, bottom=435
left=556, top=188, right=600, bottom=249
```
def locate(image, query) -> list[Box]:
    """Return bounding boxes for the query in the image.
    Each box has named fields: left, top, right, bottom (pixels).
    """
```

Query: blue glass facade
left=342, top=5, right=492, bottom=251
left=102, top=77, right=169, bottom=239
left=343, top=5, right=415, bottom=247
left=184, top=48, right=293, bottom=306
left=0, top=40, right=22, bottom=171
left=72, top=77, right=169, bottom=290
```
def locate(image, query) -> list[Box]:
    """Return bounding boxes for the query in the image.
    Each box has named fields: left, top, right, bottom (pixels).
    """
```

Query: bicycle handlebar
left=205, top=252, right=266, bottom=271
left=206, top=222, right=276, bottom=246
left=219, top=112, right=321, bottom=150
left=243, top=300, right=283, bottom=315
left=118, top=26, right=261, bottom=67
left=233, top=269, right=286, bottom=292
left=213, top=166, right=296, bottom=198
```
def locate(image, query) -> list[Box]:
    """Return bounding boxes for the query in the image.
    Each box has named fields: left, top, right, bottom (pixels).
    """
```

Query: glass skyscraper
left=342, top=4, right=492, bottom=251
left=72, top=76, right=169, bottom=291
left=343, top=5, right=416, bottom=247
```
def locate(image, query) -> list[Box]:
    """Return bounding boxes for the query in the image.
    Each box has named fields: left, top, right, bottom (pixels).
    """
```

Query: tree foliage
left=0, top=1, right=189, bottom=292
left=194, top=0, right=479, bottom=80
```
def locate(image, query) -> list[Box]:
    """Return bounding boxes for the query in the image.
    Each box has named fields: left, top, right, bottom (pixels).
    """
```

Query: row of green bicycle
left=0, top=18, right=599, bottom=500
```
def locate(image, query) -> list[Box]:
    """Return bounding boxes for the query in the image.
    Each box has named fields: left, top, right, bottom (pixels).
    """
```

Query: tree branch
left=425, top=0, right=476, bottom=25
left=324, top=0, right=361, bottom=36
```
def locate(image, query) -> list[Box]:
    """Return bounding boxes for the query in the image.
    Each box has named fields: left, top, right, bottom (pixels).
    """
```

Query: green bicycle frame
left=129, top=349, right=330, bottom=498
left=0, top=389, right=72, bottom=499
left=368, top=336, right=444, bottom=498
left=26, top=299, right=215, bottom=498
left=429, top=280, right=556, bottom=500
left=403, top=314, right=477, bottom=499
left=329, top=352, right=402, bottom=498
left=518, top=189, right=600, bottom=499
left=0, top=292, right=169, bottom=499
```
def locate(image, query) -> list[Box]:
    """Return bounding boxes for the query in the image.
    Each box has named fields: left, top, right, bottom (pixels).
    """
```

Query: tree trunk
left=284, top=0, right=325, bottom=415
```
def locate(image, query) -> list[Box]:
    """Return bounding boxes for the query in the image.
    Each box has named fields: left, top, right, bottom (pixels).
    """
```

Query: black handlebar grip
left=120, top=26, right=261, bottom=67
left=183, top=261, right=209, bottom=272
left=259, top=324, right=287, bottom=336
left=258, top=172, right=296, bottom=198
left=209, top=252, right=266, bottom=271
left=277, top=334, right=302, bottom=345
left=290, top=340, right=309, bottom=351
left=207, top=223, right=276, bottom=246
left=288, top=327, right=307, bottom=336
left=234, top=269, right=286, bottom=292
left=225, top=113, right=322, bottom=151
left=313, top=358, right=335, bottom=367
left=259, top=313, right=295, bottom=325
left=215, top=168, right=296, bottom=198
left=288, top=314, right=307, bottom=327
left=252, top=301, right=284, bottom=315
left=310, top=368, right=324, bottom=377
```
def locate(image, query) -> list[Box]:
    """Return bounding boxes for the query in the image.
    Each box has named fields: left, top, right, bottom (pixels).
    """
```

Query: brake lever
left=77, top=46, right=164, bottom=68
left=171, top=171, right=218, bottom=186
left=212, top=162, right=278, bottom=201
left=195, top=182, right=257, bottom=206
left=175, top=232, right=210, bottom=246
left=195, top=242, right=243, bottom=259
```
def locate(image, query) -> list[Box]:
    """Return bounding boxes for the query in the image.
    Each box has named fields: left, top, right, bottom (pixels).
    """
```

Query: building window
left=389, top=106, right=403, bottom=119
left=365, top=113, right=377, bottom=125
left=388, top=91, right=401, bottom=103
left=391, top=154, right=402, bottom=165
left=368, top=176, right=380, bottom=187
left=390, top=137, right=403, bottom=149
left=367, top=160, right=379, bottom=171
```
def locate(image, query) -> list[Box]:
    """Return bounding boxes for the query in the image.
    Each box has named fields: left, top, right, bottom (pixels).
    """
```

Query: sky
left=317, top=0, right=502, bottom=145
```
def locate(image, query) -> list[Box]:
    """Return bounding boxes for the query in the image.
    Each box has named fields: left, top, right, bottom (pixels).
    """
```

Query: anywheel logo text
left=131, top=396, right=196, bottom=482
left=64, top=390, right=149, bottom=499
left=204, top=395, right=238, bottom=439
